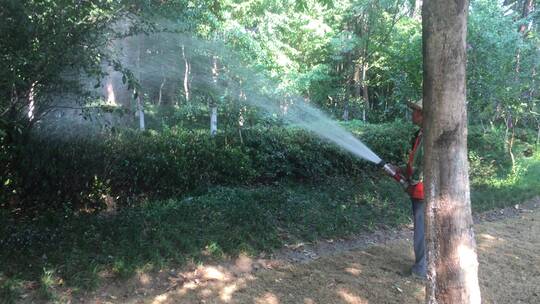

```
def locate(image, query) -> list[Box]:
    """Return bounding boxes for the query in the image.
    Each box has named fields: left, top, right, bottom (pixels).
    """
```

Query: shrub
left=3, top=120, right=532, bottom=212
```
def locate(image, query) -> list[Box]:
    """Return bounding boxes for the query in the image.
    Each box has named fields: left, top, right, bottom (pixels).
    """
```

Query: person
left=387, top=99, right=425, bottom=278
left=405, top=99, right=426, bottom=278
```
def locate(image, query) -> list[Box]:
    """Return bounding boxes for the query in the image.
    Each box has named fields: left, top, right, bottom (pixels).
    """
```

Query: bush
left=2, top=120, right=531, bottom=212
left=342, top=120, right=415, bottom=163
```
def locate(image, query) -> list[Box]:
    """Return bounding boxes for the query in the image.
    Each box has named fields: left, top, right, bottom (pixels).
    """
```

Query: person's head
left=407, top=99, right=423, bottom=126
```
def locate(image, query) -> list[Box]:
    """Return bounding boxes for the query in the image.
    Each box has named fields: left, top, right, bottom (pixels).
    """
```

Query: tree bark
left=423, top=0, right=481, bottom=303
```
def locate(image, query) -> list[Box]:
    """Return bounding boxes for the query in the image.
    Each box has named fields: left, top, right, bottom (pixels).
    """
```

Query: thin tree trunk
left=158, top=78, right=166, bottom=105
left=27, top=81, right=36, bottom=122
left=136, top=36, right=145, bottom=131
left=536, top=121, right=540, bottom=147
left=106, top=80, right=116, bottom=104
left=137, top=97, right=145, bottom=131
left=361, top=63, right=369, bottom=121
left=504, top=115, right=510, bottom=151
left=412, top=0, right=423, bottom=19
left=158, top=63, right=166, bottom=105
left=507, top=116, right=518, bottom=169
left=518, top=0, right=534, bottom=34
left=342, top=101, right=349, bottom=121
left=238, top=89, right=246, bottom=144
left=423, top=0, right=481, bottom=303
left=210, top=56, right=219, bottom=136
left=509, top=124, right=516, bottom=169
left=210, top=106, right=217, bottom=136
left=347, top=62, right=363, bottom=121
left=515, top=0, right=534, bottom=82
left=182, top=45, right=190, bottom=103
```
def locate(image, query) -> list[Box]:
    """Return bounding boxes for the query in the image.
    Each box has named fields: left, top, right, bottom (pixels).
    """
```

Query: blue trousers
left=411, top=199, right=426, bottom=276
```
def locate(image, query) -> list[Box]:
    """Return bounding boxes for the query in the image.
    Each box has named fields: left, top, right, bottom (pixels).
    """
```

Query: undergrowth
left=1, top=174, right=409, bottom=301
left=0, top=123, right=538, bottom=302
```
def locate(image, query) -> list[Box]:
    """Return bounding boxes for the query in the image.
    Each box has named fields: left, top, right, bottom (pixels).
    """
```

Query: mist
left=40, top=23, right=382, bottom=164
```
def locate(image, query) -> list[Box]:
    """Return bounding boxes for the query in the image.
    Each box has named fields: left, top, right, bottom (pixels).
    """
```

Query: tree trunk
left=210, top=106, right=217, bottom=136
left=423, top=1, right=481, bottom=303
left=518, top=0, right=534, bottom=34
left=536, top=121, right=540, bottom=147
left=507, top=116, right=518, bottom=170
left=342, top=101, right=349, bottom=121
left=504, top=115, right=510, bottom=151
left=210, top=56, right=219, bottom=136
left=238, top=89, right=246, bottom=144
left=136, top=36, right=145, bottom=131
left=347, top=62, right=363, bottom=121
left=509, top=124, right=516, bottom=169
left=158, top=63, right=166, bottom=105
left=158, top=77, right=166, bottom=105
left=182, top=45, right=190, bottom=103
left=137, top=97, right=145, bottom=131
left=412, top=0, right=423, bottom=19
left=27, top=81, right=36, bottom=122
left=515, top=0, right=534, bottom=80
left=361, top=63, right=369, bottom=121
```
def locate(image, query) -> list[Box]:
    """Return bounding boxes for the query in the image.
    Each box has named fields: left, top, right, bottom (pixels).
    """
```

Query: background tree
left=0, top=0, right=124, bottom=141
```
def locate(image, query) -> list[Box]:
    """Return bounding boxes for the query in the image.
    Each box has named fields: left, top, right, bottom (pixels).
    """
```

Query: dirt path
left=27, top=198, right=540, bottom=303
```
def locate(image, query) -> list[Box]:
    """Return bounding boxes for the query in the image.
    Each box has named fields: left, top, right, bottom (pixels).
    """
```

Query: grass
left=0, top=276, right=23, bottom=304
left=471, top=151, right=540, bottom=211
left=0, top=173, right=410, bottom=300
left=1, top=153, right=539, bottom=302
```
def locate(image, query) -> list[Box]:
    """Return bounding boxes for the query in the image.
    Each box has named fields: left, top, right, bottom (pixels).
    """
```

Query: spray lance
left=377, top=160, right=408, bottom=189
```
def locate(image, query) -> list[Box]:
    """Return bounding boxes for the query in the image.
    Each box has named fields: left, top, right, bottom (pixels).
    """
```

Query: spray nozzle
left=378, top=160, right=408, bottom=189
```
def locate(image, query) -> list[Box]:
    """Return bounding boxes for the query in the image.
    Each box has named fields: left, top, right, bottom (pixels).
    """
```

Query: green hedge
left=2, top=121, right=529, bottom=211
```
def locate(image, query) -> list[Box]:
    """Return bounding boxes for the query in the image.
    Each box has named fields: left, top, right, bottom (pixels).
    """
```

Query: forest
left=1, top=0, right=539, bottom=303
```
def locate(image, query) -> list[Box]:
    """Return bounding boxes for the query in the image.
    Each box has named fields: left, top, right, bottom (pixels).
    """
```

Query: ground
left=19, top=198, right=540, bottom=304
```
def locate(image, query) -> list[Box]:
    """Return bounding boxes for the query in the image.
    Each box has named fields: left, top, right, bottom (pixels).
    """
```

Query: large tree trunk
left=423, top=1, right=481, bottom=303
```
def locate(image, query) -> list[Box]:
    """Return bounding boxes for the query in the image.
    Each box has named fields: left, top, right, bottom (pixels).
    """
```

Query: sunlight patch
left=337, top=288, right=369, bottom=304
left=235, top=254, right=254, bottom=273
left=255, top=292, right=280, bottom=304
left=152, top=293, right=168, bottom=304
left=457, top=243, right=481, bottom=303
left=200, top=266, right=228, bottom=281
left=345, top=263, right=362, bottom=276
left=220, top=279, right=247, bottom=302
left=138, top=273, right=152, bottom=286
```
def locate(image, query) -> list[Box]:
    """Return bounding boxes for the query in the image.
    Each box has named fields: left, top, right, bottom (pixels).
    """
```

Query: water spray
left=68, top=30, right=411, bottom=192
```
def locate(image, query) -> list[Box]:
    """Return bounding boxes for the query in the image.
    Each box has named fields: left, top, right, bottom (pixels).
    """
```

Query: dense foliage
left=4, top=122, right=411, bottom=211
left=1, top=1, right=538, bottom=134
left=4, top=121, right=534, bottom=213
